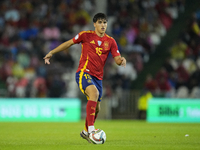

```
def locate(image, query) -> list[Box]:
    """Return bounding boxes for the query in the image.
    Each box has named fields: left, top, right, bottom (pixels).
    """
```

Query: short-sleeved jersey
left=73, top=30, right=121, bottom=80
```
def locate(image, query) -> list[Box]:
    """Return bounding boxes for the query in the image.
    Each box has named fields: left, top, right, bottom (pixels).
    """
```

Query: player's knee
left=85, top=85, right=99, bottom=101
left=92, top=90, right=99, bottom=100
left=88, top=89, right=99, bottom=101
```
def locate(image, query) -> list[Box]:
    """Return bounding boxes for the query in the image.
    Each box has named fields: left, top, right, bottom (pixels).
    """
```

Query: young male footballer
left=44, top=13, right=126, bottom=143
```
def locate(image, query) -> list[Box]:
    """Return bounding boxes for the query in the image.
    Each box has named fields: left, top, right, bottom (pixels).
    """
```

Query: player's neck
left=95, top=30, right=105, bottom=38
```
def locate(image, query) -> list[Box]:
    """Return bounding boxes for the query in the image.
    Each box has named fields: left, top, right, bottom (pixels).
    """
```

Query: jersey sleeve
left=72, top=31, right=86, bottom=44
left=110, top=38, right=121, bottom=57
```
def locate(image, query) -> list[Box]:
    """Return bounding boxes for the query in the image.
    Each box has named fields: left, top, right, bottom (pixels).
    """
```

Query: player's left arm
left=114, top=56, right=126, bottom=67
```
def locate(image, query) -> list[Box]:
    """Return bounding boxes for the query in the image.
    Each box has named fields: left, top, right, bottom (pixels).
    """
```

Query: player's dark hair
left=93, top=13, right=108, bottom=23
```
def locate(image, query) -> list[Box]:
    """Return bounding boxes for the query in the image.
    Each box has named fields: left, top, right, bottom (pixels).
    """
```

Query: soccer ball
left=89, top=129, right=106, bottom=144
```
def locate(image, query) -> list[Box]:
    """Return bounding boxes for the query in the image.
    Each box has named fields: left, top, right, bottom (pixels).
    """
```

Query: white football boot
left=80, top=130, right=91, bottom=143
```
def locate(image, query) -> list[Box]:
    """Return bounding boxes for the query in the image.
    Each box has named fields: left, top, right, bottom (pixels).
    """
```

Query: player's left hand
left=121, top=57, right=126, bottom=68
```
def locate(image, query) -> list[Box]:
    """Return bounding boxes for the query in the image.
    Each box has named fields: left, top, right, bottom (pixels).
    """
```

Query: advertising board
left=147, top=98, right=200, bottom=122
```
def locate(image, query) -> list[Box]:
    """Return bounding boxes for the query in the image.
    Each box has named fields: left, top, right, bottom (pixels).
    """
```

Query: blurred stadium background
left=0, top=0, right=200, bottom=121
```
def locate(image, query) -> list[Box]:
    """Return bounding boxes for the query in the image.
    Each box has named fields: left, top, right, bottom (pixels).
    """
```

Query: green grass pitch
left=0, top=120, right=199, bottom=150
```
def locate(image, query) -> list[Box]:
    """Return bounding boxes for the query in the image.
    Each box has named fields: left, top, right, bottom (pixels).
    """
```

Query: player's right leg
left=79, top=85, right=98, bottom=143
left=76, top=71, right=98, bottom=143
left=80, top=101, right=100, bottom=143
left=80, top=129, right=91, bottom=143
left=84, top=85, right=99, bottom=133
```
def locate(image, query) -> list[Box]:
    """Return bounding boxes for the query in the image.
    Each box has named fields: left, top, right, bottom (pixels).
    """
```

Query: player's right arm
left=43, top=39, right=74, bottom=65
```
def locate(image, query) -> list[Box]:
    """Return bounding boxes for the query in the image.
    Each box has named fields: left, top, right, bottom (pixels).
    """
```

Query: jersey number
left=96, top=47, right=102, bottom=56
left=84, top=74, right=92, bottom=79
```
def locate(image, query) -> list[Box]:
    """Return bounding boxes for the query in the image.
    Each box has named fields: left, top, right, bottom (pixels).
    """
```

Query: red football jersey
left=73, top=30, right=121, bottom=80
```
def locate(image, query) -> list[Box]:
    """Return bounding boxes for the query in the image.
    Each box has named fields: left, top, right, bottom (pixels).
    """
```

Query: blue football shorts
left=75, top=71, right=102, bottom=102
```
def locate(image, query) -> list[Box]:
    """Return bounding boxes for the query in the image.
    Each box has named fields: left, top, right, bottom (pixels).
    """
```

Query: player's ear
left=93, top=22, right=96, bottom=28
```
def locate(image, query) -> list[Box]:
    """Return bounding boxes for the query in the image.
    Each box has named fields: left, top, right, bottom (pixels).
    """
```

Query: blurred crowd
left=0, top=0, right=194, bottom=99
left=144, top=8, right=200, bottom=98
left=103, top=0, right=185, bottom=97
left=0, top=0, right=95, bottom=97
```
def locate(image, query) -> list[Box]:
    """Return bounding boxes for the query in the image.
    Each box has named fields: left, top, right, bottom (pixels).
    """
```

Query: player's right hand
left=43, top=53, right=53, bottom=65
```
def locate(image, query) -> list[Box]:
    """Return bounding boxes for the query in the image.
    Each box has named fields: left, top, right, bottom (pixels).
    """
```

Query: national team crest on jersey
left=87, top=79, right=92, bottom=83
left=104, top=41, right=109, bottom=50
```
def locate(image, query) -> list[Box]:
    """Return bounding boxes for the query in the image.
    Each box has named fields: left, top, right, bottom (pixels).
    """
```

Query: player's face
left=94, top=19, right=107, bottom=35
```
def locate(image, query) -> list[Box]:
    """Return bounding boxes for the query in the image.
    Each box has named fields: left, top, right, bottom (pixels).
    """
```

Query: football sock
left=84, top=118, right=88, bottom=132
left=86, top=100, right=97, bottom=132
left=88, top=126, right=95, bottom=133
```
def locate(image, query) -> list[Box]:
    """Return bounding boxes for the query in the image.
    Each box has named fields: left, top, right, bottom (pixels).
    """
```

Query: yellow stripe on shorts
left=79, top=55, right=89, bottom=99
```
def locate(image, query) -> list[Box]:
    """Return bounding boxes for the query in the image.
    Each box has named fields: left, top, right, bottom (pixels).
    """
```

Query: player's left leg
left=92, top=76, right=102, bottom=124
left=94, top=101, right=100, bottom=123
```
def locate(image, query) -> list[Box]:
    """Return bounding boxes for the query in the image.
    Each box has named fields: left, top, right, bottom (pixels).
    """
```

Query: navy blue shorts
left=75, top=71, right=102, bottom=102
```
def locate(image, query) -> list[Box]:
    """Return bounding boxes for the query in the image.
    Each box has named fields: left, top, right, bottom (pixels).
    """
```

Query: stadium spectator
left=170, top=39, right=187, bottom=61
left=0, top=0, right=189, bottom=99
left=144, top=74, right=159, bottom=94
left=138, top=89, right=153, bottom=119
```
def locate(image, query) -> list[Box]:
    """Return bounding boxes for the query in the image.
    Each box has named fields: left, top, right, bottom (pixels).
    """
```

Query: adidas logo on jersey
left=90, top=40, right=95, bottom=44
